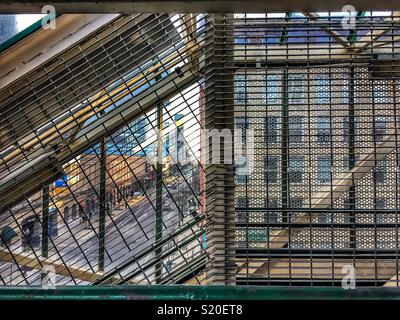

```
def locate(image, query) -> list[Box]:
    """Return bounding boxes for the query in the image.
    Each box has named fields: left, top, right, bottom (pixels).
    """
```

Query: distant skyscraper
left=107, top=116, right=150, bottom=156
left=167, top=114, right=186, bottom=165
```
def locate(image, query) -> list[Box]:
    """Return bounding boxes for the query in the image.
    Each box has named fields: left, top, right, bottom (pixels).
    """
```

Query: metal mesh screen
left=233, top=12, right=400, bottom=286
left=0, top=13, right=209, bottom=285
left=1, top=11, right=400, bottom=288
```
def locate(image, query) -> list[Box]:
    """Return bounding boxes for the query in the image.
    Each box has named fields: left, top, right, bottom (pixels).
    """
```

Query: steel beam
left=302, top=12, right=350, bottom=49
left=41, top=185, right=50, bottom=258
left=351, top=11, right=400, bottom=53
left=1, top=1, right=400, bottom=13
left=0, top=14, right=177, bottom=148
left=0, top=249, right=115, bottom=283
left=204, top=13, right=236, bottom=285
left=97, top=137, right=107, bottom=272
left=0, top=285, right=400, bottom=300
left=0, top=14, right=119, bottom=90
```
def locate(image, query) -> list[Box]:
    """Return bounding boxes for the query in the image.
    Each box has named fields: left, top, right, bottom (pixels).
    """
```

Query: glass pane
left=0, top=14, right=46, bottom=47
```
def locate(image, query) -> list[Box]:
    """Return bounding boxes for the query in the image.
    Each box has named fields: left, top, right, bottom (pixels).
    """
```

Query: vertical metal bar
left=41, top=185, right=49, bottom=258
left=281, top=68, right=289, bottom=223
left=205, top=13, right=236, bottom=285
left=348, top=66, right=356, bottom=250
left=98, top=137, right=107, bottom=271
left=155, top=102, right=163, bottom=283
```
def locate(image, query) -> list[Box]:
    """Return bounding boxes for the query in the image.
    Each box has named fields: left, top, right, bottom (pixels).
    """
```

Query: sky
left=16, top=14, right=45, bottom=31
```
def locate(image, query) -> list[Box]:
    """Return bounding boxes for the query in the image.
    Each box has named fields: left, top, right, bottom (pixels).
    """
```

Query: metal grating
left=1, top=11, right=400, bottom=288
left=232, top=12, right=400, bottom=286
left=0, top=13, right=209, bottom=285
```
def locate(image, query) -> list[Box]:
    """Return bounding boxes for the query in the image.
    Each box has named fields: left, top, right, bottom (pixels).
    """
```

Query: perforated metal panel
left=233, top=12, right=400, bottom=286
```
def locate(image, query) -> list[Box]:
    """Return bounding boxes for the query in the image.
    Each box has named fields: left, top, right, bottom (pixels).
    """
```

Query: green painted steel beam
left=348, top=11, right=366, bottom=44
left=97, top=137, right=107, bottom=271
left=279, top=12, right=292, bottom=45
left=0, top=14, right=59, bottom=54
left=0, top=286, right=400, bottom=300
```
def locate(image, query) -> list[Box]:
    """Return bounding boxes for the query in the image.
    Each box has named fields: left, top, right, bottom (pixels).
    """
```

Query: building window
left=288, top=74, right=306, bottom=104
left=235, top=74, right=247, bottom=104
left=315, top=76, right=330, bottom=104
left=319, top=212, right=332, bottom=224
left=374, top=159, right=386, bottom=184
left=236, top=156, right=248, bottom=184
left=374, top=116, right=387, bottom=142
left=288, top=116, right=304, bottom=143
left=375, top=198, right=386, bottom=209
left=264, top=156, right=278, bottom=183
left=316, top=116, right=331, bottom=143
left=237, top=211, right=247, bottom=223
left=343, top=116, right=359, bottom=144
left=342, top=196, right=353, bottom=223
left=317, top=156, right=331, bottom=183
left=343, top=117, right=350, bottom=144
left=236, top=197, right=249, bottom=208
left=266, top=74, right=281, bottom=105
left=265, top=116, right=278, bottom=144
left=236, top=197, right=248, bottom=223
left=289, top=197, right=303, bottom=208
left=375, top=197, right=386, bottom=224
left=265, top=198, right=279, bottom=223
left=288, top=156, right=304, bottom=183
left=373, top=85, right=390, bottom=104
left=235, top=117, right=248, bottom=144
left=341, top=79, right=350, bottom=104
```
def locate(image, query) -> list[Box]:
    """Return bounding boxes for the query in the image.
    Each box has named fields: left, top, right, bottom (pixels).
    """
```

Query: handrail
left=0, top=285, right=399, bottom=300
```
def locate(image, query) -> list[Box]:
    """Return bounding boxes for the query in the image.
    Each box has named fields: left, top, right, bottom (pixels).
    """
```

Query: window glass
left=265, top=74, right=281, bottom=105
left=235, top=117, right=248, bottom=144
left=265, top=116, right=278, bottom=143
left=235, top=156, right=248, bottom=184
left=248, top=228, right=268, bottom=242
left=316, top=116, right=331, bottom=143
left=236, top=197, right=249, bottom=208
left=288, top=74, right=306, bottom=104
left=289, top=116, right=304, bottom=143
left=373, top=83, right=390, bottom=104
left=375, top=198, right=387, bottom=224
left=265, top=198, right=279, bottom=223
left=317, top=156, right=331, bottom=183
left=289, top=197, right=303, bottom=208
left=374, top=159, right=386, bottom=184
left=264, top=156, right=278, bottom=183
left=315, top=76, right=330, bottom=104
left=374, top=116, right=387, bottom=142
left=235, top=74, right=247, bottom=104
left=288, top=156, right=304, bottom=183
